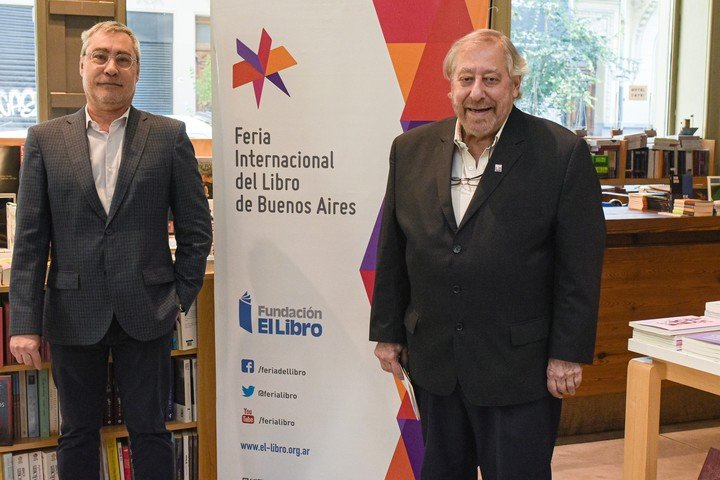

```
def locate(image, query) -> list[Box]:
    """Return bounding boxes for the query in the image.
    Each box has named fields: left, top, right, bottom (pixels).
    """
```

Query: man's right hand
left=374, top=342, right=408, bottom=380
left=9, top=334, right=43, bottom=370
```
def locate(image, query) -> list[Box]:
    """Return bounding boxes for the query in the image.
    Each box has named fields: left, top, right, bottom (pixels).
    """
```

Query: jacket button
left=456, top=322, right=464, bottom=331
left=452, top=285, right=461, bottom=294
left=452, top=245, right=462, bottom=254
left=105, top=229, right=113, bottom=235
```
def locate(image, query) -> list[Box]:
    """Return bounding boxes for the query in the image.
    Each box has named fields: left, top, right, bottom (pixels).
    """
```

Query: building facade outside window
left=511, top=0, right=674, bottom=137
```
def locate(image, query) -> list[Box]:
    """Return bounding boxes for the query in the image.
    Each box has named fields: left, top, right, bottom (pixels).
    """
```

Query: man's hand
left=9, top=334, right=43, bottom=370
left=546, top=358, right=582, bottom=399
left=374, top=342, right=408, bottom=380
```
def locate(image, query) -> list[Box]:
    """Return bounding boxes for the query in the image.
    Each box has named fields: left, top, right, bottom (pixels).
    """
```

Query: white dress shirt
left=450, top=118, right=508, bottom=225
left=85, top=107, right=130, bottom=214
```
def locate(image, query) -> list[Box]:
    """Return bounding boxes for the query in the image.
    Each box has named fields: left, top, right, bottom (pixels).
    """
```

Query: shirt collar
left=85, top=106, right=130, bottom=131
left=453, top=115, right=509, bottom=153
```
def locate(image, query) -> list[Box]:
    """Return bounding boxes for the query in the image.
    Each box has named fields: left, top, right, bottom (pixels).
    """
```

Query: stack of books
left=627, top=192, right=672, bottom=212
left=672, top=199, right=715, bottom=217
left=629, top=315, right=720, bottom=350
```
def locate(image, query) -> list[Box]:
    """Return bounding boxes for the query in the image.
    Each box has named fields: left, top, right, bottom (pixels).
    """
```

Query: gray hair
left=443, top=29, right=527, bottom=80
left=80, top=21, right=140, bottom=63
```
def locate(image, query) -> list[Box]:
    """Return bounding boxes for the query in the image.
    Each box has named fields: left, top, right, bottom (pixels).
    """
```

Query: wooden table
left=623, top=339, right=720, bottom=479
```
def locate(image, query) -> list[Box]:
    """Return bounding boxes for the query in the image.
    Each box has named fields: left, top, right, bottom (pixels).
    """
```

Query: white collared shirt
left=450, top=118, right=508, bottom=225
left=85, top=107, right=130, bottom=214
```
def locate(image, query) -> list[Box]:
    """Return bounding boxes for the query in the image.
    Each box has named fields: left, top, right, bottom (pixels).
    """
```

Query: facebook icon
left=241, top=359, right=254, bottom=373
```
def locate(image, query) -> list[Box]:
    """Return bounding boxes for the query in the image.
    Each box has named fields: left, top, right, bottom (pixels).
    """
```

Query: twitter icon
left=242, top=385, right=255, bottom=397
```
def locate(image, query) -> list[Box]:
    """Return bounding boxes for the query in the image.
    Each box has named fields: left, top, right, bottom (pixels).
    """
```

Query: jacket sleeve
left=549, top=136, right=606, bottom=364
left=369, top=138, right=410, bottom=344
left=169, top=123, right=213, bottom=311
left=9, top=128, right=52, bottom=336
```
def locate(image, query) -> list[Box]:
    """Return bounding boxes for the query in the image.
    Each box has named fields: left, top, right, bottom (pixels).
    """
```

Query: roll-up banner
left=212, top=1, right=489, bottom=478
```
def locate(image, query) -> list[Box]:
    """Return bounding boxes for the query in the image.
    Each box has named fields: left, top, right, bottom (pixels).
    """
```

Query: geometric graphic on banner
left=367, top=1, right=490, bottom=478
left=233, top=28, right=298, bottom=107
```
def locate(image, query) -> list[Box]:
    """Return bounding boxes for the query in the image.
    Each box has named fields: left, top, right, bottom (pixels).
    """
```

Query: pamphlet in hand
left=400, top=366, right=420, bottom=420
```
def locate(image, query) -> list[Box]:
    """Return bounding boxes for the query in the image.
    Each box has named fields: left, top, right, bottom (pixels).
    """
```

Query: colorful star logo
left=233, top=29, right=298, bottom=107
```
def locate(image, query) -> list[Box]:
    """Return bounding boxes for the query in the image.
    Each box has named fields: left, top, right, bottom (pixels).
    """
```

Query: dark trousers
left=416, top=382, right=562, bottom=480
left=50, top=318, right=174, bottom=480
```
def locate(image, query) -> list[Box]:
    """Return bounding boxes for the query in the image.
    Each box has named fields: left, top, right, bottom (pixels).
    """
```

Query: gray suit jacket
left=9, top=107, right=212, bottom=345
left=370, top=107, right=606, bottom=406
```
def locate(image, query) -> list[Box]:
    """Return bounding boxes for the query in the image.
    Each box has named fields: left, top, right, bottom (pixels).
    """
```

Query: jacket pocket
left=510, top=318, right=549, bottom=346
left=48, top=271, right=79, bottom=290
left=403, top=309, right=419, bottom=334
left=142, top=266, right=176, bottom=286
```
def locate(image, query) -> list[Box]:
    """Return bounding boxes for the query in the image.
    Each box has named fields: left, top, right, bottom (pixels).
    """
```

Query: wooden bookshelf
left=598, top=139, right=716, bottom=187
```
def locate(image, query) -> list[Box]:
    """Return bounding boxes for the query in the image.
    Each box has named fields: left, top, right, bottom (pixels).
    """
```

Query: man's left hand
left=546, top=358, right=582, bottom=399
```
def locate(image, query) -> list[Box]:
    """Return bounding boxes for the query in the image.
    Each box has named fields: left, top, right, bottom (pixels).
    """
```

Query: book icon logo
left=240, top=292, right=253, bottom=333
left=241, top=359, right=254, bottom=373
left=242, top=385, right=255, bottom=397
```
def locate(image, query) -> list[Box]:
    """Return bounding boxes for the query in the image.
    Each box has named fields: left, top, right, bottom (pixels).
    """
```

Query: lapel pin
left=494, top=164, right=502, bottom=173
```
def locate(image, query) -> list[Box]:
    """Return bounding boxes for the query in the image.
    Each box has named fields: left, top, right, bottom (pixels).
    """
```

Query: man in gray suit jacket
left=370, top=29, right=605, bottom=479
left=9, top=21, right=212, bottom=480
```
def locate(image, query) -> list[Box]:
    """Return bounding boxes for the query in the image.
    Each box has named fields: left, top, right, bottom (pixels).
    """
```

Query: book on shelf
left=2, top=452, right=13, bottom=480
left=13, top=452, right=29, bottom=480
left=621, top=132, right=648, bottom=150
left=0, top=375, right=12, bottom=445
left=682, top=331, right=720, bottom=360
left=173, top=358, right=193, bottom=423
left=25, top=371, right=39, bottom=438
left=41, top=450, right=58, bottom=480
left=176, top=302, right=198, bottom=350
left=18, top=371, right=27, bottom=439
left=37, top=370, right=50, bottom=439
left=105, top=437, right=121, bottom=480
left=28, top=450, right=42, bottom=480
left=705, top=300, right=720, bottom=317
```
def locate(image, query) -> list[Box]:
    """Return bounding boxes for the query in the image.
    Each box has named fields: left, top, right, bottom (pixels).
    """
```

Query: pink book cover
left=685, top=331, right=720, bottom=345
left=632, top=315, right=720, bottom=331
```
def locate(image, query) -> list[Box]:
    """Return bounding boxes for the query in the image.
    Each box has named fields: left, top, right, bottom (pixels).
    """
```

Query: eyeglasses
left=450, top=173, right=483, bottom=187
left=86, top=50, right=137, bottom=69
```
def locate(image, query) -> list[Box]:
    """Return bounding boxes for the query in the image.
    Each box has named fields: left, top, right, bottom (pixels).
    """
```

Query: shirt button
left=453, top=245, right=462, bottom=254
left=456, top=322, right=464, bottom=331
left=452, top=285, right=461, bottom=294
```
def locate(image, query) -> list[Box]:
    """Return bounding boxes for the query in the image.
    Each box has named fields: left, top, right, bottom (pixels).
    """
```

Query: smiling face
left=449, top=40, right=521, bottom=152
left=79, top=30, right=139, bottom=117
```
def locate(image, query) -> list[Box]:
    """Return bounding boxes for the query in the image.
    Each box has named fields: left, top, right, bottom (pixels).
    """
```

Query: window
left=511, top=0, right=674, bottom=136
left=195, top=16, right=211, bottom=116
left=127, top=11, right=174, bottom=115
left=0, top=4, right=36, bottom=135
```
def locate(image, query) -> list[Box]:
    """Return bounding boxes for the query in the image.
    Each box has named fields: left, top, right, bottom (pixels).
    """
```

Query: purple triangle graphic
left=400, top=419, right=425, bottom=479
left=267, top=72, right=291, bottom=96
left=360, top=205, right=384, bottom=271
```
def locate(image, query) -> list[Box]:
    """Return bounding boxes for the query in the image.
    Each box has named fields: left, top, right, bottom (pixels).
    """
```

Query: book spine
left=116, top=441, right=125, bottom=480
left=37, top=369, right=49, bottom=438
left=28, top=451, right=42, bottom=480
left=42, top=450, right=58, bottom=480
left=105, top=438, right=121, bottom=480
left=48, top=370, right=59, bottom=436
left=13, top=452, right=29, bottom=480
left=18, top=371, right=27, bottom=439
left=2, top=452, right=14, bottom=480
left=121, top=442, right=132, bottom=480
left=0, top=376, right=12, bottom=445
left=25, top=371, right=38, bottom=438
left=183, top=432, right=190, bottom=480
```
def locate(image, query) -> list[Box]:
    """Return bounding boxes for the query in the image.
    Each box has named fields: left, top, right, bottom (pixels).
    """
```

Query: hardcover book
left=0, top=375, right=12, bottom=445
left=25, top=370, right=39, bottom=438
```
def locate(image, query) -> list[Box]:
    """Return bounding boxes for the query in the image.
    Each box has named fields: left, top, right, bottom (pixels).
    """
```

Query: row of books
left=1, top=450, right=57, bottom=480
left=0, top=370, right=60, bottom=446
left=629, top=301, right=720, bottom=360
left=100, top=431, right=198, bottom=480
left=0, top=356, right=196, bottom=449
